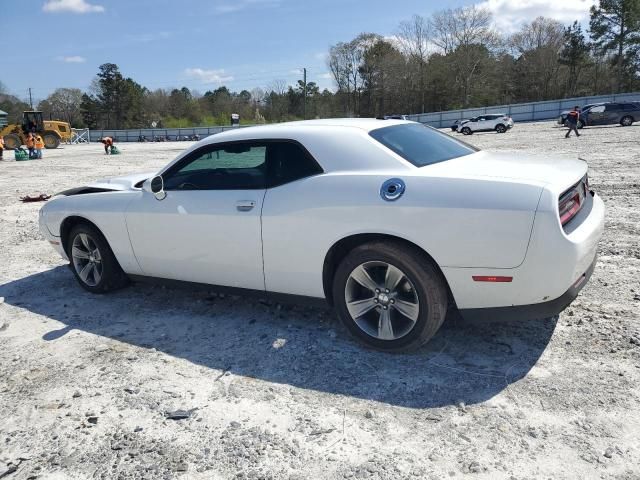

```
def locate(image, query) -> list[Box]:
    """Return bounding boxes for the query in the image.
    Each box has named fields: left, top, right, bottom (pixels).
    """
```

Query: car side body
left=39, top=119, right=604, bottom=350
left=557, top=103, right=601, bottom=125
left=578, top=102, right=640, bottom=128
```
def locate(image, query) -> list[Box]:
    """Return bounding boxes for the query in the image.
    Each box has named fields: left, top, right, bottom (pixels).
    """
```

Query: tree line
left=1, top=0, right=638, bottom=129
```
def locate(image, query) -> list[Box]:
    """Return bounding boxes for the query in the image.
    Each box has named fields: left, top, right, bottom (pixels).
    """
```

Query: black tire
left=620, top=116, right=633, bottom=127
left=461, top=127, right=472, bottom=135
left=577, top=120, right=584, bottom=129
left=495, top=124, right=506, bottom=133
left=332, top=241, right=448, bottom=352
left=3, top=134, right=21, bottom=150
left=66, top=223, right=129, bottom=293
left=43, top=133, right=60, bottom=149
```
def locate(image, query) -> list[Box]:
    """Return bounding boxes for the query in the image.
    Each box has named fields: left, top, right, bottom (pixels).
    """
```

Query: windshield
left=369, top=123, right=478, bottom=167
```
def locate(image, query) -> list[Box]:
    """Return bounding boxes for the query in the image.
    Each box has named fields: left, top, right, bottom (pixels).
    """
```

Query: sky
left=2, top=0, right=597, bottom=104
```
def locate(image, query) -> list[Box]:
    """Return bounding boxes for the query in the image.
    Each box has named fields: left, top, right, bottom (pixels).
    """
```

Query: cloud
left=185, top=68, right=234, bottom=84
left=214, top=0, right=281, bottom=14
left=318, top=72, right=332, bottom=80
left=477, top=0, right=597, bottom=32
left=56, top=55, right=86, bottom=63
left=125, top=32, right=172, bottom=43
left=313, top=52, right=328, bottom=61
left=43, top=0, right=105, bottom=13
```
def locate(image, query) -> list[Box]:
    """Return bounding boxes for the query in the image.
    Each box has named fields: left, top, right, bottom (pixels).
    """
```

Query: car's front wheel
left=332, top=242, right=448, bottom=352
left=67, top=224, right=129, bottom=293
left=577, top=120, right=584, bottom=129
left=495, top=124, right=507, bottom=133
left=461, top=127, right=472, bottom=135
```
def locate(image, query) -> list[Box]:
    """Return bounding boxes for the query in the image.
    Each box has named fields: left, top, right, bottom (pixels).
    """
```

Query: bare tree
left=397, top=14, right=432, bottom=112
left=328, top=33, right=380, bottom=115
left=510, top=17, right=565, bottom=100
left=430, top=5, right=498, bottom=54
left=38, top=88, right=84, bottom=124
left=429, top=5, right=499, bottom=106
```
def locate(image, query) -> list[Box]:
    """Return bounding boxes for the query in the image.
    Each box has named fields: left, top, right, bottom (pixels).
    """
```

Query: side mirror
left=150, top=175, right=166, bottom=201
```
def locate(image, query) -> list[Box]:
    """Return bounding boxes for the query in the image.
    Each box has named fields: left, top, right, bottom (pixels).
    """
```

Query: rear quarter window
left=369, top=123, right=478, bottom=167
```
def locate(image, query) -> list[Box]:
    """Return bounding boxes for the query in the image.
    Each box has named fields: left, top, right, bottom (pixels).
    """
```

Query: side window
left=605, top=104, right=620, bottom=111
left=623, top=103, right=637, bottom=111
left=590, top=105, right=605, bottom=113
left=163, top=143, right=267, bottom=190
left=266, top=142, right=323, bottom=188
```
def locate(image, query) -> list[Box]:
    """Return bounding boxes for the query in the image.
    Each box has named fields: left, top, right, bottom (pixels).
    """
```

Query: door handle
left=236, top=200, right=256, bottom=212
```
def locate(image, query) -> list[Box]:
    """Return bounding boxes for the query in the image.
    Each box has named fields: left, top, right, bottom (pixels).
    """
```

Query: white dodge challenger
left=39, top=119, right=605, bottom=351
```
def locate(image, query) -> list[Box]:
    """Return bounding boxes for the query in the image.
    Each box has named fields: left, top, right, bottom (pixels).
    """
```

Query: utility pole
left=303, top=68, right=307, bottom=120
left=28, top=88, right=33, bottom=110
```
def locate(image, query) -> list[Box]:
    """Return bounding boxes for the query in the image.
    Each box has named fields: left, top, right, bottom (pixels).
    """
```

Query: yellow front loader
left=0, top=111, right=72, bottom=149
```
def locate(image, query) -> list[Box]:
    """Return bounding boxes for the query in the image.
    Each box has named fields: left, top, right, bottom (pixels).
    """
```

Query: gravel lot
left=1, top=121, right=639, bottom=480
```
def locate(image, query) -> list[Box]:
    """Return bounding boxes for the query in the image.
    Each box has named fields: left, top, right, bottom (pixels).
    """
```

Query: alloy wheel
left=344, top=261, right=420, bottom=341
left=71, top=233, right=103, bottom=287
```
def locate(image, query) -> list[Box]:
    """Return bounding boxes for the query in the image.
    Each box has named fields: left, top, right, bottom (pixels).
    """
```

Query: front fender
left=40, top=191, right=143, bottom=275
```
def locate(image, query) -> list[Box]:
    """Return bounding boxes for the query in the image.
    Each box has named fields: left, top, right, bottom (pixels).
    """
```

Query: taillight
left=559, top=192, right=581, bottom=225
left=559, top=175, right=588, bottom=227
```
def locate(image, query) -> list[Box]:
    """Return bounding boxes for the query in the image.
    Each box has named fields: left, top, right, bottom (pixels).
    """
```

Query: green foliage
left=589, top=0, right=640, bottom=91
left=16, top=5, right=638, bottom=131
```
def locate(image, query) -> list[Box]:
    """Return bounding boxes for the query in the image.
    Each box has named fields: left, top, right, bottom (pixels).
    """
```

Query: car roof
left=189, top=118, right=413, bottom=145
left=160, top=118, right=421, bottom=174
left=265, top=117, right=411, bottom=131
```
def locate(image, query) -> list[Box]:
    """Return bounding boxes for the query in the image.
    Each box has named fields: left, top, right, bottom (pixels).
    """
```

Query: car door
left=473, top=116, right=487, bottom=131
left=587, top=105, right=605, bottom=125
left=124, top=142, right=267, bottom=290
left=604, top=104, right=621, bottom=124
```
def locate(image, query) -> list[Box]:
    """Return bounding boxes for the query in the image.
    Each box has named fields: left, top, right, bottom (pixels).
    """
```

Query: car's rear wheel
left=67, top=224, right=129, bottom=293
left=332, top=242, right=448, bottom=352
left=495, top=124, right=507, bottom=133
left=461, top=127, right=472, bottom=135
left=621, top=116, right=633, bottom=127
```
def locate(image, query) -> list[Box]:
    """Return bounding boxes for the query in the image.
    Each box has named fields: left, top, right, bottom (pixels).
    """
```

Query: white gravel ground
left=1, top=121, right=639, bottom=480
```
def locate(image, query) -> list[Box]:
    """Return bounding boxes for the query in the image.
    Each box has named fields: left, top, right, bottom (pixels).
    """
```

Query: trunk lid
left=424, top=150, right=588, bottom=189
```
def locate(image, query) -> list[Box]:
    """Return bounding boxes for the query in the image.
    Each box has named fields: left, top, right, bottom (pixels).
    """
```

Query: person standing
left=26, top=133, right=36, bottom=159
left=101, top=136, right=113, bottom=154
left=0, top=135, right=4, bottom=161
left=565, top=106, right=581, bottom=138
left=34, top=134, right=45, bottom=159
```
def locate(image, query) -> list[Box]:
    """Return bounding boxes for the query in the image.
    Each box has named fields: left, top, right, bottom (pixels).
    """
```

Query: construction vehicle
left=0, top=111, right=72, bottom=150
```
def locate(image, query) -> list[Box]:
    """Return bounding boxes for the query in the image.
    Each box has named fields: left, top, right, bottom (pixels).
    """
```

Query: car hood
left=56, top=172, right=155, bottom=197
left=88, top=171, right=155, bottom=191
left=425, top=151, right=587, bottom=189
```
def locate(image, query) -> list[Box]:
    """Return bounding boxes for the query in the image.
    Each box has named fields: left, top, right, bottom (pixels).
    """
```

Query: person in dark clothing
left=565, top=106, right=581, bottom=138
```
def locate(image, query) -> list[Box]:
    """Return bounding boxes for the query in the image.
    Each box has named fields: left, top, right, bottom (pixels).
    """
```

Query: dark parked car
left=557, top=104, right=601, bottom=125
left=578, top=102, right=640, bottom=128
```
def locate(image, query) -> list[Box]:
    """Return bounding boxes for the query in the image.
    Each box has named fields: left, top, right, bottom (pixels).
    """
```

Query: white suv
left=458, top=114, right=514, bottom=135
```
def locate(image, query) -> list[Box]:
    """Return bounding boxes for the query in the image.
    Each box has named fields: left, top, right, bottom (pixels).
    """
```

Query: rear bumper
left=442, top=191, right=604, bottom=311
left=458, top=255, right=596, bottom=322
